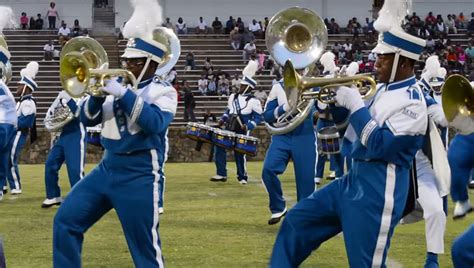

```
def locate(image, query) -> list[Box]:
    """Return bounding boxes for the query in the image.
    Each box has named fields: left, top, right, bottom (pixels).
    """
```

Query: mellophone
left=186, top=122, right=259, bottom=157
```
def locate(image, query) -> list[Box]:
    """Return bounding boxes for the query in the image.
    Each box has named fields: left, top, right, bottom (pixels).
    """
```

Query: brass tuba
left=265, top=7, right=377, bottom=135
left=44, top=97, right=75, bottom=132
left=0, top=35, right=12, bottom=84
left=441, top=74, right=474, bottom=134
left=60, top=36, right=137, bottom=98
left=153, top=27, right=181, bottom=78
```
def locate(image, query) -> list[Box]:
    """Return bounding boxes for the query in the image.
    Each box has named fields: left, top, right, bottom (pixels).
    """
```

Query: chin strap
left=136, top=57, right=151, bottom=85
left=242, top=85, right=252, bottom=95
left=389, top=51, right=401, bottom=83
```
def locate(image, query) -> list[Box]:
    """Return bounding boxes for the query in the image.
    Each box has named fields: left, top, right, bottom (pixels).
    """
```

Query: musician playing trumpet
left=41, top=91, right=86, bottom=208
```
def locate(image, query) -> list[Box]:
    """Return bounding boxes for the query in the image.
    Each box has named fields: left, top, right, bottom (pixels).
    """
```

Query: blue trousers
left=452, top=224, right=474, bottom=268
left=45, top=129, right=86, bottom=199
left=270, top=161, right=409, bottom=267
left=0, top=124, right=16, bottom=191
left=6, top=131, right=28, bottom=190
left=262, top=133, right=316, bottom=214
left=53, top=149, right=165, bottom=268
left=316, top=153, right=344, bottom=178
left=158, top=158, right=166, bottom=209
left=214, top=145, right=247, bottom=181
left=448, top=133, right=474, bottom=202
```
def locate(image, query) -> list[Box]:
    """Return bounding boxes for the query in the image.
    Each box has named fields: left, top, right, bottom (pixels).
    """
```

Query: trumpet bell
left=442, top=74, right=474, bottom=133
left=153, top=27, right=181, bottom=77
left=60, top=51, right=91, bottom=98
left=265, top=7, right=328, bottom=69
left=60, top=37, right=108, bottom=69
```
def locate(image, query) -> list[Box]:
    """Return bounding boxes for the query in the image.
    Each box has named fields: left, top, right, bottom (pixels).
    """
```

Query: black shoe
left=469, top=181, right=474, bottom=189
left=2, top=189, right=7, bottom=194
left=268, top=210, right=287, bottom=225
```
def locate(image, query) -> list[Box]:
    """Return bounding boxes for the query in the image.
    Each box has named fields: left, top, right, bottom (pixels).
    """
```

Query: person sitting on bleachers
left=229, top=26, right=241, bottom=50
left=162, top=17, right=174, bottom=31
left=35, top=14, right=44, bottom=30
left=212, top=17, right=223, bottom=34
left=176, top=17, right=187, bottom=34
left=254, top=86, right=267, bottom=107
left=184, top=52, right=195, bottom=71
left=231, top=74, right=241, bottom=94
left=446, top=14, right=457, bottom=34
left=468, top=12, right=474, bottom=36
left=43, top=40, right=55, bottom=61
left=225, top=16, right=235, bottom=34
left=249, top=19, right=262, bottom=38
left=198, top=74, right=208, bottom=95
left=218, top=75, right=230, bottom=96
left=243, top=40, right=256, bottom=60
left=328, top=18, right=340, bottom=34
left=20, top=12, right=28, bottom=30
left=57, top=21, right=70, bottom=46
left=165, top=67, right=178, bottom=85
left=196, top=17, right=208, bottom=34
left=71, top=19, right=82, bottom=37
left=203, top=57, right=213, bottom=75
left=207, top=76, right=217, bottom=96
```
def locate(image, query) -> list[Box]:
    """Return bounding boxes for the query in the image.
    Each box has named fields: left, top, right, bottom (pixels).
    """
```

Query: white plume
left=20, top=68, right=27, bottom=78
left=0, top=6, right=15, bottom=34
left=374, top=0, right=410, bottom=32
left=437, top=67, right=447, bottom=78
left=423, top=56, right=440, bottom=78
left=319, top=51, right=337, bottom=74
left=242, top=60, right=258, bottom=78
left=346, top=62, right=359, bottom=76
left=122, top=0, right=163, bottom=40
left=24, top=61, right=39, bottom=79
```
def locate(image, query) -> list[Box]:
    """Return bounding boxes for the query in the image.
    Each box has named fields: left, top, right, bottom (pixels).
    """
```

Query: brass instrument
left=441, top=74, right=474, bottom=134
left=44, top=98, right=75, bottom=132
left=0, top=35, right=12, bottom=84
left=264, top=7, right=377, bottom=135
left=60, top=36, right=137, bottom=98
left=153, top=27, right=181, bottom=77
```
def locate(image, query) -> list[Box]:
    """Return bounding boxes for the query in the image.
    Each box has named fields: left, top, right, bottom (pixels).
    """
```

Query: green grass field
left=0, top=162, right=472, bottom=267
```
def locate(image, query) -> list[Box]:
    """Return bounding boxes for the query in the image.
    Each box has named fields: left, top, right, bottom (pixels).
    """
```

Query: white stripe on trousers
left=150, top=149, right=164, bottom=267
left=10, top=131, right=21, bottom=189
left=372, top=163, right=396, bottom=267
left=79, top=124, right=85, bottom=179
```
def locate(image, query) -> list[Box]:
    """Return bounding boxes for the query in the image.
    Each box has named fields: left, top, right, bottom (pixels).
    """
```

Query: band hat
left=372, top=27, right=426, bottom=60
left=121, top=37, right=168, bottom=64
left=240, top=59, right=258, bottom=89
left=429, top=76, right=444, bottom=87
left=0, top=46, right=10, bottom=64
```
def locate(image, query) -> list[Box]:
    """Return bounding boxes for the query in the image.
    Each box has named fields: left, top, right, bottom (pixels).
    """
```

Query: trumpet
left=60, top=37, right=137, bottom=98
left=441, top=74, right=474, bottom=134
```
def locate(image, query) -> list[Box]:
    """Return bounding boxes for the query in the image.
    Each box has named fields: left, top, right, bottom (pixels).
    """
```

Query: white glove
left=282, top=103, right=291, bottom=112
left=58, top=90, right=71, bottom=104
left=334, top=86, right=365, bottom=113
left=101, top=79, right=127, bottom=98
left=428, top=104, right=448, bottom=127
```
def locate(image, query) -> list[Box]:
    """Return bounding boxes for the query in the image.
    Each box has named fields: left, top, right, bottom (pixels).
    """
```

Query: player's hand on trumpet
left=101, top=78, right=127, bottom=98
left=334, top=86, right=365, bottom=113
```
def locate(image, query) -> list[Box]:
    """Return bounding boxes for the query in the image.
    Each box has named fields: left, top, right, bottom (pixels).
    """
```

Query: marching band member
left=261, top=67, right=316, bottom=225
left=449, top=80, right=474, bottom=220
left=401, top=56, right=449, bottom=268
left=6, top=62, right=39, bottom=195
left=0, top=12, right=16, bottom=200
left=41, top=91, right=86, bottom=208
left=270, top=2, right=428, bottom=265
left=452, top=224, right=474, bottom=268
left=315, top=51, right=349, bottom=183
left=211, top=60, right=262, bottom=184
left=52, top=1, right=177, bottom=266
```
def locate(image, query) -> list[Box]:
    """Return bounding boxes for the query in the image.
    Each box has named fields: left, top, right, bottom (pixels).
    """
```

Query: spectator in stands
left=249, top=19, right=262, bottom=38
left=364, top=32, right=377, bottom=48
left=342, top=38, right=352, bottom=56
left=446, top=47, right=458, bottom=70
left=184, top=52, right=195, bottom=71
left=368, top=51, right=377, bottom=63
left=94, top=0, right=108, bottom=8
left=29, top=16, right=36, bottom=30
left=363, top=17, right=374, bottom=34
left=350, top=17, right=362, bottom=38
left=165, top=67, right=177, bottom=85
left=43, top=40, right=55, bottom=61
left=468, top=12, right=474, bottom=36
left=71, top=19, right=82, bottom=37
left=46, top=1, right=59, bottom=29
left=435, top=18, right=447, bottom=38
left=212, top=17, right=223, bottom=34
left=426, top=36, right=435, bottom=53
left=466, top=43, right=474, bottom=71
left=198, top=74, right=208, bottom=95
left=162, top=17, right=174, bottom=31
left=58, top=21, right=71, bottom=47
left=458, top=49, right=467, bottom=73
left=331, top=41, right=341, bottom=54
left=231, top=74, right=241, bottom=94
left=183, top=80, right=196, bottom=122
left=20, top=12, right=28, bottom=30
left=196, top=17, right=208, bottom=34
left=176, top=17, right=187, bottom=34
left=354, top=49, right=363, bottom=64
left=225, top=16, right=235, bottom=34
left=36, top=14, right=44, bottom=30
left=218, top=75, right=229, bottom=96
left=425, top=11, right=436, bottom=26
left=236, top=17, right=245, bottom=31
left=263, top=17, right=270, bottom=35
left=457, top=12, right=466, bottom=29
left=229, top=27, right=241, bottom=50
left=446, top=14, right=457, bottom=34
left=417, top=25, right=430, bottom=38
left=203, top=57, right=213, bottom=75
left=257, top=49, right=266, bottom=72
left=243, top=40, right=256, bottom=60
left=241, top=30, right=255, bottom=49
left=254, top=87, right=267, bottom=107
left=207, top=76, right=217, bottom=95
left=328, top=18, right=340, bottom=34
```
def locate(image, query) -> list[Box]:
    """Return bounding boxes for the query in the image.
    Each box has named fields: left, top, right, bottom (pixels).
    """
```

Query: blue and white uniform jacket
left=343, top=76, right=428, bottom=168
left=221, top=92, right=263, bottom=132
left=0, top=80, right=17, bottom=147
left=16, top=94, right=36, bottom=132
left=263, top=81, right=314, bottom=136
left=80, top=77, right=177, bottom=154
